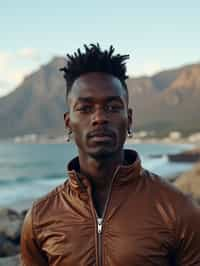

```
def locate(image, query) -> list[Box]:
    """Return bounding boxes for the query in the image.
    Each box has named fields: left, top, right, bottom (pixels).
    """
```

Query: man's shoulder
left=35, top=180, right=67, bottom=202
left=141, top=168, right=173, bottom=189
left=142, top=168, right=192, bottom=202
left=30, top=180, right=69, bottom=224
left=143, top=169, right=200, bottom=215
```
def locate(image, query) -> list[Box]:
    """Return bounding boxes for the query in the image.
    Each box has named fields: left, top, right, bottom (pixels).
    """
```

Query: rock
left=174, top=162, right=200, bottom=203
left=0, top=236, right=20, bottom=256
left=20, top=209, right=28, bottom=219
left=0, top=208, right=22, bottom=241
left=0, top=208, right=24, bottom=259
left=168, top=148, right=200, bottom=162
left=0, top=254, right=20, bottom=266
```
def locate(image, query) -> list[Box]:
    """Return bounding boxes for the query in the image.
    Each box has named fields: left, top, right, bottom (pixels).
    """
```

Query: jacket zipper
left=97, top=218, right=103, bottom=266
left=87, top=166, right=120, bottom=266
left=95, top=169, right=119, bottom=266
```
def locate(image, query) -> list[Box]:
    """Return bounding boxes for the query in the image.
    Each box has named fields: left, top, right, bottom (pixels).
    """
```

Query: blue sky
left=0, top=0, right=200, bottom=97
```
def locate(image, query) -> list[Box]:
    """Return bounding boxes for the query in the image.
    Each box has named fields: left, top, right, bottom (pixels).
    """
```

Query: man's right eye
left=76, top=106, right=93, bottom=113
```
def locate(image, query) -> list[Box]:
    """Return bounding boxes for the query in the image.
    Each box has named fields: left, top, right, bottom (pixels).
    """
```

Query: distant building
left=188, top=133, right=200, bottom=143
left=168, top=131, right=182, bottom=140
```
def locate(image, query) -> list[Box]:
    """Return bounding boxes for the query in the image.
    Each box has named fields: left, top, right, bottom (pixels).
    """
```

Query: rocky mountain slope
left=0, top=58, right=199, bottom=139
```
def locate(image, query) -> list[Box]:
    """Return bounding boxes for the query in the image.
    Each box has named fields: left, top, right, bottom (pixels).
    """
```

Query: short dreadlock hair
left=60, top=43, right=130, bottom=101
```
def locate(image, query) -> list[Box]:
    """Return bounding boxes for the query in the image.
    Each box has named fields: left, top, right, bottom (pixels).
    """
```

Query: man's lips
left=88, top=130, right=114, bottom=138
left=90, top=135, right=113, bottom=142
left=88, top=130, right=114, bottom=141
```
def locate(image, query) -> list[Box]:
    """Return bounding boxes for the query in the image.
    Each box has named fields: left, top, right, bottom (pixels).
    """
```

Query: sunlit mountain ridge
left=0, top=57, right=200, bottom=139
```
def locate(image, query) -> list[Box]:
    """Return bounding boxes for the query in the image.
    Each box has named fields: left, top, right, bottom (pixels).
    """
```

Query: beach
left=0, top=141, right=195, bottom=210
left=1, top=141, right=200, bottom=265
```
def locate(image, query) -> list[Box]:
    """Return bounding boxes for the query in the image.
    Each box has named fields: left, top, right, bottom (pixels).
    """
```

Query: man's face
left=64, top=72, right=132, bottom=159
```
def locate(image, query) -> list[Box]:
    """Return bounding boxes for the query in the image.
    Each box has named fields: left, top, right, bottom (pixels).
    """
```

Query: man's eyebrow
left=106, top=96, right=124, bottom=103
left=76, top=97, right=94, bottom=102
left=76, top=96, right=123, bottom=103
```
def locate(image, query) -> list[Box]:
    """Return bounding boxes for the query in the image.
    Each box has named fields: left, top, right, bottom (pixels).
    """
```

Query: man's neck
left=78, top=150, right=125, bottom=190
left=78, top=150, right=125, bottom=217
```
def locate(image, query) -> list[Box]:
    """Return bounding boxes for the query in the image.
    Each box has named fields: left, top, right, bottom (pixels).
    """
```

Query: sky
left=0, top=0, right=200, bottom=97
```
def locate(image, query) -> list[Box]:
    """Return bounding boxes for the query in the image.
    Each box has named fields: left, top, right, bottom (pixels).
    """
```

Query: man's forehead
left=69, top=72, right=126, bottom=100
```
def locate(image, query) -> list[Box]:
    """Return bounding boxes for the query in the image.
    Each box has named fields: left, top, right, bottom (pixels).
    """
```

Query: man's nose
left=91, top=107, right=109, bottom=125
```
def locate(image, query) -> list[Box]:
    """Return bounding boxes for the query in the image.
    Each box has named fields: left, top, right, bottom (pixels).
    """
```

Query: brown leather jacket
left=21, top=149, right=200, bottom=265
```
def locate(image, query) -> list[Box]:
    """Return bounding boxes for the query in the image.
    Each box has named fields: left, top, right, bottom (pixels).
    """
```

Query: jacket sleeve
left=20, top=207, right=48, bottom=266
left=175, top=196, right=200, bottom=265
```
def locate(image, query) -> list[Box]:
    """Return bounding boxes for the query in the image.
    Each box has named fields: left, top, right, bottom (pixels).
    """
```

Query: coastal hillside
left=0, top=57, right=66, bottom=138
left=0, top=58, right=200, bottom=139
left=128, top=63, right=200, bottom=135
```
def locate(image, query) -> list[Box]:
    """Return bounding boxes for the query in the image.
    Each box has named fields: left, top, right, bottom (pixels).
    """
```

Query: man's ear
left=128, top=108, right=133, bottom=130
left=64, top=112, right=70, bottom=129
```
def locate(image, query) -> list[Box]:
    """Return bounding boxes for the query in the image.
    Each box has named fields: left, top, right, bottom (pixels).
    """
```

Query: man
left=21, top=44, right=200, bottom=265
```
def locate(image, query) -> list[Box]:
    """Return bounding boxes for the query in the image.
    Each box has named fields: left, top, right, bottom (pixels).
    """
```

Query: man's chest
left=37, top=205, right=175, bottom=266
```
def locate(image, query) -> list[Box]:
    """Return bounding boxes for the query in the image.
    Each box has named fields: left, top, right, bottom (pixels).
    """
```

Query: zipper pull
left=97, top=218, right=103, bottom=234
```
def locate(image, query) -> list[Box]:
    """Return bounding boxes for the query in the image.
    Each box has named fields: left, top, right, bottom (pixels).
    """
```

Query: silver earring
left=127, top=128, right=133, bottom=138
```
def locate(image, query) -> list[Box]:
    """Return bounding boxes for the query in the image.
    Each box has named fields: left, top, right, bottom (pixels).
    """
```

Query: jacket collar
left=67, top=149, right=143, bottom=191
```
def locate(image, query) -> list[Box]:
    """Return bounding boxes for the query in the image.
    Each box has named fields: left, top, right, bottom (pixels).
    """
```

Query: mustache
left=87, top=128, right=115, bottom=138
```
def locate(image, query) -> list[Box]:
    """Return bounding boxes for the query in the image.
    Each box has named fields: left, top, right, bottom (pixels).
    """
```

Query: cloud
left=0, top=51, right=12, bottom=70
left=0, top=49, right=42, bottom=97
left=127, top=61, right=162, bottom=77
left=0, top=80, right=11, bottom=89
left=0, top=80, right=13, bottom=96
left=17, top=48, right=41, bottom=61
left=142, top=62, right=162, bottom=76
left=0, top=68, right=27, bottom=97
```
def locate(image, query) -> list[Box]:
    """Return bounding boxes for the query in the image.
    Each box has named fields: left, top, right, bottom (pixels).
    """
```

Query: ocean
left=0, top=143, right=194, bottom=208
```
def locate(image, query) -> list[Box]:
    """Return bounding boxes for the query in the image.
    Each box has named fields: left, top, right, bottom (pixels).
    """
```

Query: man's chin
left=88, top=148, right=115, bottom=160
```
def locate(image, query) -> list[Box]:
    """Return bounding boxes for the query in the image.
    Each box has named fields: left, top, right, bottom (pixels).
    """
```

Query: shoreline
left=0, top=141, right=199, bottom=213
left=1, top=141, right=200, bottom=265
left=125, top=137, right=200, bottom=147
left=0, top=134, right=200, bottom=146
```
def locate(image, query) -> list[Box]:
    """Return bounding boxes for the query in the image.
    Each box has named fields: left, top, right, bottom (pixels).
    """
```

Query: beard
left=87, top=141, right=124, bottom=161
left=88, top=148, right=115, bottom=160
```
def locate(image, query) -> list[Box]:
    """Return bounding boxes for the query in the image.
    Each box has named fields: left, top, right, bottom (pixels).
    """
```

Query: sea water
left=0, top=143, right=194, bottom=208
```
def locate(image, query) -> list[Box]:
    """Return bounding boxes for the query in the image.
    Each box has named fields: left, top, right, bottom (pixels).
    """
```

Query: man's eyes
left=76, top=104, right=123, bottom=113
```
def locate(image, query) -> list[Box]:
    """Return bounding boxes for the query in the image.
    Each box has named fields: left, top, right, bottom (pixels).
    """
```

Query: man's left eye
left=105, top=105, right=121, bottom=112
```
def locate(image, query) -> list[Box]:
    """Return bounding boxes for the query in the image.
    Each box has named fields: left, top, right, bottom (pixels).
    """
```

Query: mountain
left=127, top=63, right=200, bottom=135
left=0, top=58, right=200, bottom=139
left=0, top=57, right=67, bottom=138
